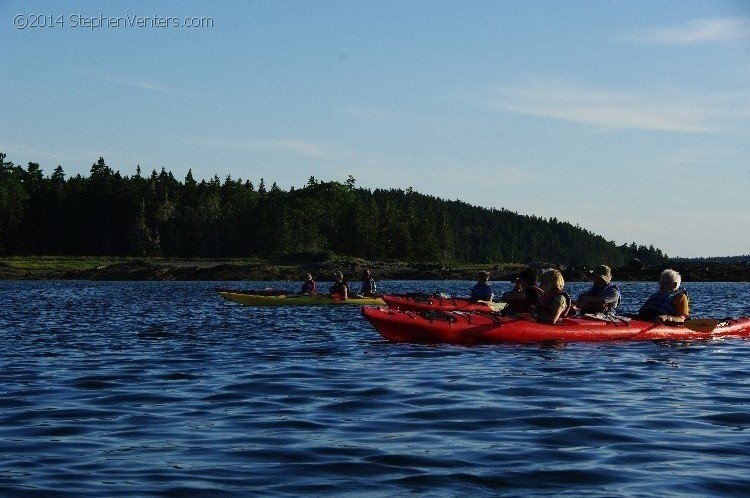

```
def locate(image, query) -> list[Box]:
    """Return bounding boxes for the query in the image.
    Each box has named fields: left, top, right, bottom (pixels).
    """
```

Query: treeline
left=0, top=153, right=669, bottom=266
left=673, top=255, right=750, bottom=263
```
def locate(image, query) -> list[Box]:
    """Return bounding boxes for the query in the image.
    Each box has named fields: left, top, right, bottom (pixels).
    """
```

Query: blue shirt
left=470, top=282, right=494, bottom=301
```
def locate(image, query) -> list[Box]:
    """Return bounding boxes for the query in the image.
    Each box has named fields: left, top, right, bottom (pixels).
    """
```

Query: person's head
left=305, top=273, right=313, bottom=281
left=518, top=267, right=538, bottom=286
left=659, top=269, right=681, bottom=292
left=362, top=269, right=371, bottom=278
left=477, top=270, right=490, bottom=283
left=540, top=269, right=565, bottom=292
left=334, top=271, right=344, bottom=282
left=592, top=265, right=612, bottom=286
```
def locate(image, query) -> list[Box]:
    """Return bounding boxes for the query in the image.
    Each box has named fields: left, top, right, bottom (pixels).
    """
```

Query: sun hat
left=592, top=265, right=612, bottom=284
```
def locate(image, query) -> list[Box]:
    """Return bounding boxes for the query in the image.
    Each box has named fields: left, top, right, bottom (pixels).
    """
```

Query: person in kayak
left=637, top=269, right=689, bottom=324
left=533, top=269, right=572, bottom=324
left=359, top=269, right=377, bottom=297
left=299, top=273, right=316, bottom=295
left=329, top=271, right=349, bottom=300
left=501, top=267, right=544, bottom=314
left=469, top=271, right=494, bottom=301
left=574, top=265, right=621, bottom=315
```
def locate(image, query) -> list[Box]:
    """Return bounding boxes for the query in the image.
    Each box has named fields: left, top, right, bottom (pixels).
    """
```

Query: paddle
left=583, top=313, right=631, bottom=324
left=491, top=301, right=508, bottom=313
left=637, top=318, right=720, bottom=335
left=621, top=317, right=720, bottom=339
left=682, top=319, right=719, bottom=333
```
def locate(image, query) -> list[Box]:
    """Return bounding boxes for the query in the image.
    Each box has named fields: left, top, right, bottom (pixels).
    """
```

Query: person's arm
left=674, top=293, right=689, bottom=319
left=480, top=285, right=494, bottom=301
left=657, top=294, right=688, bottom=323
left=535, top=295, right=566, bottom=324
left=501, top=280, right=525, bottom=302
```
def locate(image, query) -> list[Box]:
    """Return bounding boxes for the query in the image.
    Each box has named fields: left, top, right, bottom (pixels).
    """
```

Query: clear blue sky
left=2, top=0, right=749, bottom=258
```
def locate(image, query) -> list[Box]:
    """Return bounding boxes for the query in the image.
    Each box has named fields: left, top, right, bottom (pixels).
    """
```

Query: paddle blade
left=683, top=319, right=719, bottom=333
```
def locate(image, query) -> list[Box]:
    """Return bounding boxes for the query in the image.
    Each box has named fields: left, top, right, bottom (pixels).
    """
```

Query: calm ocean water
left=2, top=280, right=750, bottom=497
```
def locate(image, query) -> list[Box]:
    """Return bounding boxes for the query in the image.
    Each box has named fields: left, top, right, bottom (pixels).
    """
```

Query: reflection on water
left=1, top=280, right=749, bottom=497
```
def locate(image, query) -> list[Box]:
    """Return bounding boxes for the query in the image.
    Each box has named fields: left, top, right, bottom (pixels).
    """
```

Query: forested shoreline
left=1, top=153, right=669, bottom=267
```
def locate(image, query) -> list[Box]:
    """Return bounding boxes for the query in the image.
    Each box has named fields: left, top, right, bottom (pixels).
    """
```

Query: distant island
left=3, top=153, right=747, bottom=282
left=2, top=154, right=667, bottom=269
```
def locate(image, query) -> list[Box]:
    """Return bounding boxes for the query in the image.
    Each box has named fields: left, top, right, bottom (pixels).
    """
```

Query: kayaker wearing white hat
left=637, top=269, right=689, bottom=324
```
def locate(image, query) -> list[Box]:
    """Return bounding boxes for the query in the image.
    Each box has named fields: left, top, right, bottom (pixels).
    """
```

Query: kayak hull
left=361, top=307, right=750, bottom=344
left=382, top=293, right=506, bottom=313
left=219, top=291, right=385, bottom=307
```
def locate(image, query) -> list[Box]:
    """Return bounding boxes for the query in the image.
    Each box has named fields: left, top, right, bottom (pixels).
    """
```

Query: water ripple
left=1, top=281, right=750, bottom=496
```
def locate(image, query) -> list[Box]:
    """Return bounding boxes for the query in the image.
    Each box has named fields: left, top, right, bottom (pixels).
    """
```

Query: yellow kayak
left=218, top=291, right=385, bottom=307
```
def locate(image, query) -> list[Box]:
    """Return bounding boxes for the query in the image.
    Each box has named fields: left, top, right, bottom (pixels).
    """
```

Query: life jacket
left=534, top=290, right=572, bottom=321
left=639, top=289, right=688, bottom=320
left=505, top=286, right=543, bottom=314
left=583, top=283, right=621, bottom=312
left=329, top=281, right=349, bottom=296
left=300, top=280, right=316, bottom=294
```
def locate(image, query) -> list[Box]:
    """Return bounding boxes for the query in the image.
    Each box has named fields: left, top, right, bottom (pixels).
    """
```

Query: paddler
left=637, top=269, right=689, bottom=324
left=299, top=273, right=316, bottom=295
left=329, top=271, right=349, bottom=300
left=501, top=267, right=544, bottom=315
left=532, top=269, right=572, bottom=324
left=469, top=270, right=494, bottom=302
left=359, top=269, right=377, bottom=297
left=574, top=265, right=621, bottom=315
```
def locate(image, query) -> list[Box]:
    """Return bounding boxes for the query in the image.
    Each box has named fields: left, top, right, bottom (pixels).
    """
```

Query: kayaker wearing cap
left=469, top=271, right=494, bottom=302
left=637, top=269, right=689, bottom=324
left=501, top=267, right=544, bottom=314
left=329, top=271, right=349, bottom=300
left=575, top=265, right=621, bottom=315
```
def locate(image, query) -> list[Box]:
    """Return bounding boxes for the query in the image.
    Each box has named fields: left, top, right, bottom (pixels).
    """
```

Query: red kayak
left=381, top=293, right=506, bottom=313
left=361, top=306, right=750, bottom=344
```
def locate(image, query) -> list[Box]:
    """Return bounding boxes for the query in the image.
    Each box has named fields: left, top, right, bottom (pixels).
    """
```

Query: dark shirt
left=361, top=278, right=376, bottom=296
left=330, top=281, right=349, bottom=296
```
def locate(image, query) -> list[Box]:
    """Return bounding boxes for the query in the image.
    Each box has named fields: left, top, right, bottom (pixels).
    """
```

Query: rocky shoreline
left=2, top=259, right=750, bottom=282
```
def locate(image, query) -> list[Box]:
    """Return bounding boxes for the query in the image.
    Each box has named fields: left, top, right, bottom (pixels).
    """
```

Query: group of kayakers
left=297, top=264, right=690, bottom=326
left=470, top=265, right=690, bottom=325
left=298, top=269, right=377, bottom=300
